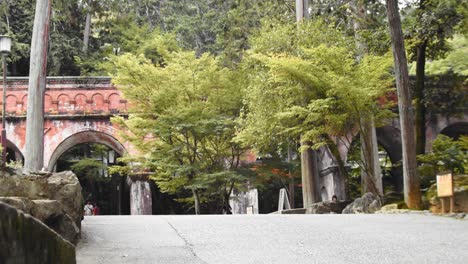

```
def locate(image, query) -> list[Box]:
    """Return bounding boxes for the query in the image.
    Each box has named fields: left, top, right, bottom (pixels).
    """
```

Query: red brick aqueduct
left=0, top=77, right=137, bottom=170
left=0, top=76, right=466, bottom=213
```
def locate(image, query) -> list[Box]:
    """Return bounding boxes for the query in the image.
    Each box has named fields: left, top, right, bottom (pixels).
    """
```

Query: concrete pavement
left=77, top=214, right=468, bottom=264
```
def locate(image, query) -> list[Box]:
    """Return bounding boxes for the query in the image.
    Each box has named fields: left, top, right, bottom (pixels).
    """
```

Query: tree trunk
left=350, top=0, right=368, bottom=60
left=82, top=8, right=91, bottom=54
left=360, top=116, right=383, bottom=195
left=287, top=144, right=295, bottom=208
left=300, top=141, right=320, bottom=207
left=385, top=0, right=422, bottom=209
left=223, top=193, right=232, bottom=214
left=192, top=188, right=201, bottom=215
left=325, top=136, right=349, bottom=200
left=24, top=0, right=52, bottom=172
left=297, top=0, right=320, bottom=209
left=351, top=0, right=383, bottom=196
left=415, top=40, right=427, bottom=155
left=295, top=0, right=310, bottom=20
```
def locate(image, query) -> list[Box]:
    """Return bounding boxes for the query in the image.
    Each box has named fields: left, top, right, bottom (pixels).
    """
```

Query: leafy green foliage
left=403, top=0, right=465, bottom=61
left=111, top=39, right=251, bottom=213
left=418, top=135, right=468, bottom=189
left=238, top=19, right=394, bottom=153
left=70, top=158, right=107, bottom=182
left=409, top=35, right=468, bottom=75
left=419, top=74, right=467, bottom=118
left=346, top=138, right=399, bottom=199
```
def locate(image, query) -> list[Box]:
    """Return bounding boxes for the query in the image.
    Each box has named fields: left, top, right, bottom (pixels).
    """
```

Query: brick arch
left=375, top=126, right=402, bottom=164
left=57, top=94, right=71, bottom=113
left=44, top=94, right=56, bottom=113
left=341, top=126, right=402, bottom=165
left=5, top=139, right=24, bottom=162
left=74, top=93, right=87, bottom=112
left=47, top=130, right=127, bottom=171
left=91, top=93, right=105, bottom=112
left=439, top=122, right=468, bottom=140
left=108, top=93, right=120, bottom=111
left=21, top=95, right=28, bottom=112
left=340, top=125, right=404, bottom=192
left=426, top=113, right=468, bottom=151
left=6, top=95, right=18, bottom=113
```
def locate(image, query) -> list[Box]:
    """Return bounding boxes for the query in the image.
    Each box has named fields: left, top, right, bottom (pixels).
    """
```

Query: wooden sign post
left=437, top=173, right=454, bottom=213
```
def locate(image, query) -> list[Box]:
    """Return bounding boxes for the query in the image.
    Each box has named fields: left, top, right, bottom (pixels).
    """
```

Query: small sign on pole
left=437, top=173, right=454, bottom=213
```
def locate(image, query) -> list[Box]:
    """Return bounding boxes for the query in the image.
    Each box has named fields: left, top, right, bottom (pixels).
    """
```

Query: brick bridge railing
left=1, top=76, right=127, bottom=117
left=0, top=76, right=134, bottom=171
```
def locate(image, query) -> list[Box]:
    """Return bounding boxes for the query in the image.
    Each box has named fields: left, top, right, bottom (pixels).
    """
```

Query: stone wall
left=0, top=201, right=76, bottom=264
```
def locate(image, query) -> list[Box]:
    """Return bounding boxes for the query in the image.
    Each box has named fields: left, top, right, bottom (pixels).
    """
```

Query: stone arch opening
left=439, top=122, right=468, bottom=140
left=49, top=131, right=130, bottom=215
left=345, top=125, right=403, bottom=198
left=48, top=131, right=126, bottom=171
left=5, top=139, right=24, bottom=164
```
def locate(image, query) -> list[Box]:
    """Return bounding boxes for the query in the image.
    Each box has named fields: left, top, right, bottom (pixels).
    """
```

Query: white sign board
left=437, top=173, right=454, bottom=198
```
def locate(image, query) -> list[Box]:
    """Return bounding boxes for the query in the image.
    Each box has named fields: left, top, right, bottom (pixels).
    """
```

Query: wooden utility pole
left=24, top=0, right=51, bottom=172
left=385, top=0, right=422, bottom=209
left=350, top=0, right=383, bottom=196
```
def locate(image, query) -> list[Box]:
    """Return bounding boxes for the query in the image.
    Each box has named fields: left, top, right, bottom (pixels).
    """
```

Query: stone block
left=0, top=201, right=76, bottom=264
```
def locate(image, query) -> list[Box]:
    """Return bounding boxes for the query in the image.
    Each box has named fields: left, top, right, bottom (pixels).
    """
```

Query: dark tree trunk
left=192, top=188, right=201, bottom=215
left=351, top=0, right=383, bottom=196
left=297, top=0, right=320, bottom=208
left=83, top=8, right=91, bottom=53
left=325, top=136, right=349, bottom=200
left=415, top=40, right=427, bottom=155
left=300, top=141, right=320, bottom=207
left=385, top=0, right=422, bottom=209
left=287, top=144, right=295, bottom=208
left=24, top=0, right=51, bottom=172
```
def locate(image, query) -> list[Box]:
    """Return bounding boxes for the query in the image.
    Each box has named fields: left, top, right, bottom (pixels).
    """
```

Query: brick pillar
left=129, top=175, right=152, bottom=215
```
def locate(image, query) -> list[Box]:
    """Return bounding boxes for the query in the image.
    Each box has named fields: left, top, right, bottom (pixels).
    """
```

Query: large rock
left=0, top=201, right=76, bottom=263
left=0, top=170, right=83, bottom=244
left=0, top=197, right=34, bottom=214
left=342, top=192, right=382, bottom=214
left=306, top=201, right=351, bottom=214
left=0, top=170, right=83, bottom=226
left=31, top=200, right=81, bottom=244
left=47, top=171, right=84, bottom=226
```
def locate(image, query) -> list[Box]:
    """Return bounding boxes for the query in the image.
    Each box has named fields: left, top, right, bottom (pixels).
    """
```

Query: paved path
left=77, top=214, right=468, bottom=264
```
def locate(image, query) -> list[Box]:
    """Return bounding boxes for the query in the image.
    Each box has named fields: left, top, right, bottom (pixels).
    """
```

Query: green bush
left=418, top=135, right=468, bottom=190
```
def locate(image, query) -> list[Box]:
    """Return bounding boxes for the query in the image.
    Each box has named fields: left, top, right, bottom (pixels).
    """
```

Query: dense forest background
left=0, top=0, right=291, bottom=76
left=1, top=0, right=466, bottom=213
left=1, top=0, right=464, bottom=77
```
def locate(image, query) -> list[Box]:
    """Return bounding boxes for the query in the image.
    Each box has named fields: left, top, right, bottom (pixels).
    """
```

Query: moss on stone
left=1, top=202, right=76, bottom=263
